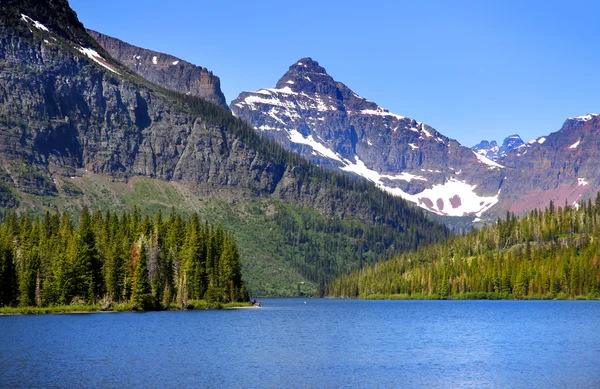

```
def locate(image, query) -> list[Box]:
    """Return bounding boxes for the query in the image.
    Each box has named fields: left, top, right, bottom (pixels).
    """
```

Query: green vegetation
left=11, top=175, right=448, bottom=297
left=329, top=198, right=600, bottom=300
left=0, top=207, right=249, bottom=312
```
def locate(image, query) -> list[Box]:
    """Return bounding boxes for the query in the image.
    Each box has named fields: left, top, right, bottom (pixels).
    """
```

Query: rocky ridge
left=87, top=30, right=229, bottom=110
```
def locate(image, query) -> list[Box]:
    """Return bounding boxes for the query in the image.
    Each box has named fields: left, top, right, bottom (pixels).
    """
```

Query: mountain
left=472, top=135, right=523, bottom=161
left=87, top=30, right=229, bottom=110
left=497, top=114, right=600, bottom=214
left=472, top=140, right=499, bottom=160
left=231, top=59, right=600, bottom=221
left=231, top=58, right=506, bottom=218
left=0, top=0, right=448, bottom=296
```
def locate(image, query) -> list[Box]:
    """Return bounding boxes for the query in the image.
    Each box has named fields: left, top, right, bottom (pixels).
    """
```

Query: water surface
left=1, top=299, right=599, bottom=388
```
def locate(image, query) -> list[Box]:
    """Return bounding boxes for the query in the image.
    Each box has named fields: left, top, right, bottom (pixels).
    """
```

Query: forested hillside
left=329, top=197, right=600, bottom=299
left=0, top=207, right=248, bottom=310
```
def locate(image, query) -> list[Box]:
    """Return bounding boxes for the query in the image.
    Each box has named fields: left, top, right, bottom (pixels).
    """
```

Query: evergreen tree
left=131, top=242, right=154, bottom=310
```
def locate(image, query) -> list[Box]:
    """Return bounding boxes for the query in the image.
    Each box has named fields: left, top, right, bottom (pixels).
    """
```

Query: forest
left=0, top=207, right=248, bottom=311
left=328, top=197, right=600, bottom=300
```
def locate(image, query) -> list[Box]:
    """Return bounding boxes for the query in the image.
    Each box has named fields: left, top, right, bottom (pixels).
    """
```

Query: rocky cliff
left=87, top=30, right=229, bottom=110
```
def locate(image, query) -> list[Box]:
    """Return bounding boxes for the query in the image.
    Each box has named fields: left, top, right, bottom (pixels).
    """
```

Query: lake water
left=1, top=299, right=600, bottom=388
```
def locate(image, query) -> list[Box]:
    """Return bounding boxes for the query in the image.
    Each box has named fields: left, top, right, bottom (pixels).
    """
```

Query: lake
left=1, top=299, right=599, bottom=388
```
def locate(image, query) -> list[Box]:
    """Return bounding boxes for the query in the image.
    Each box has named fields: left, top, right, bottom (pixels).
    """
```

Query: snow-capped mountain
left=472, top=135, right=523, bottom=161
left=231, top=58, right=504, bottom=218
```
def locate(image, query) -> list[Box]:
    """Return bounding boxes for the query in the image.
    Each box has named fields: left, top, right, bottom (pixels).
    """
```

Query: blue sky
left=69, top=0, right=600, bottom=147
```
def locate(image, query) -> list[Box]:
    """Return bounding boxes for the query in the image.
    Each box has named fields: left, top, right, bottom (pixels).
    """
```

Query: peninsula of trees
left=0, top=207, right=249, bottom=312
left=329, top=197, right=600, bottom=300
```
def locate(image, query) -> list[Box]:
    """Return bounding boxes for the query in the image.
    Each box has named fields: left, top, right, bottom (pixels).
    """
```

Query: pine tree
left=131, top=242, right=155, bottom=311
left=73, top=207, right=103, bottom=303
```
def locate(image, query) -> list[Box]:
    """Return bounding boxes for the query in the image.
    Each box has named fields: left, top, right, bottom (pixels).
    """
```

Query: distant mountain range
left=472, top=135, right=524, bottom=161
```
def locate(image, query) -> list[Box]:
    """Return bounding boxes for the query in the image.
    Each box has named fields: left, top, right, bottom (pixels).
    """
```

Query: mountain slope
left=0, top=0, right=449, bottom=295
left=231, top=58, right=504, bottom=218
left=497, top=114, right=600, bottom=214
left=88, top=30, right=229, bottom=110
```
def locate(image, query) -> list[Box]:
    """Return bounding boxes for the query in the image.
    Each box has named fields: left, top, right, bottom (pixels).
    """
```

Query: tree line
left=329, top=196, right=600, bottom=299
left=0, top=207, right=248, bottom=310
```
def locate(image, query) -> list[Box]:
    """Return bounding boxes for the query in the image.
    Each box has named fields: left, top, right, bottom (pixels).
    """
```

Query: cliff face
left=87, top=30, right=229, bottom=110
left=0, top=20, right=280, bottom=202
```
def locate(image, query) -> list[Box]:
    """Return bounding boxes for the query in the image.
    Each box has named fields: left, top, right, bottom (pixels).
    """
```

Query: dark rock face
left=0, top=4, right=283, bottom=202
left=87, top=30, right=229, bottom=110
left=232, top=58, right=503, bottom=217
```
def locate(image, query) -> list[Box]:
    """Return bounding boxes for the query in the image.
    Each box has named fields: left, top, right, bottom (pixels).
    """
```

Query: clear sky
left=69, top=0, right=600, bottom=147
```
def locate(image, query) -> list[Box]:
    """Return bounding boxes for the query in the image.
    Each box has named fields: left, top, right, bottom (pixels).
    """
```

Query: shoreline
left=0, top=302, right=254, bottom=316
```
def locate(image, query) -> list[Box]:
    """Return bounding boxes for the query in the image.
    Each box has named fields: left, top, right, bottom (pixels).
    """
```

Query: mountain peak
left=291, top=58, right=326, bottom=72
left=274, top=58, right=334, bottom=91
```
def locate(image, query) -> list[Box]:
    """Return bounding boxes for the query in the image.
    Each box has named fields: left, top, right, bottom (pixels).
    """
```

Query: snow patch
left=286, top=80, right=295, bottom=84
left=172, top=60, right=179, bottom=65
left=537, top=137, right=546, bottom=144
left=21, top=14, right=49, bottom=32
left=335, top=154, right=498, bottom=216
left=152, top=56, right=158, bottom=64
left=473, top=151, right=504, bottom=168
left=257, top=124, right=282, bottom=132
left=409, top=143, right=419, bottom=150
left=421, top=128, right=432, bottom=138
left=569, top=140, right=581, bottom=149
left=360, top=107, right=404, bottom=120
left=76, top=47, right=120, bottom=75
left=288, top=130, right=343, bottom=162
left=578, top=178, right=589, bottom=186
left=341, top=156, right=427, bottom=184
left=569, top=113, right=598, bottom=122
